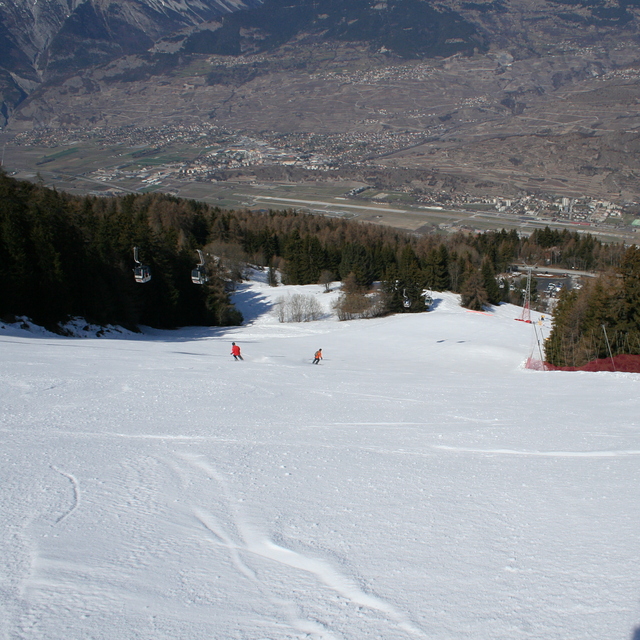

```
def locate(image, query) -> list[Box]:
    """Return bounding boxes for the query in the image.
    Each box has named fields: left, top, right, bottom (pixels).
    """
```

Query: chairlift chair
left=191, top=249, right=208, bottom=285
left=402, top=289, right=411, bottom=308
left=133, top=246, right=151, bottom=283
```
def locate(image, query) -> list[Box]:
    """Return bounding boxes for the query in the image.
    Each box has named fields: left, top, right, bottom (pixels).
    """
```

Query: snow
left=1, top=270, right=640, bottom=640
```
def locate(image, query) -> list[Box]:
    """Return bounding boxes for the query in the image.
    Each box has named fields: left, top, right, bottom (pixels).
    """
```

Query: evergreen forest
left=1, top=170, right=638, bottom=364
left=545, top=246, right=640, bottom=367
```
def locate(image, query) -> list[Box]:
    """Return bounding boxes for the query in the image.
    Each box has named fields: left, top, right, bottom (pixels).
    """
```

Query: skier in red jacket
left=231, top=342, right=243, bottom=361
left=313, top=348, right=322, bottom=364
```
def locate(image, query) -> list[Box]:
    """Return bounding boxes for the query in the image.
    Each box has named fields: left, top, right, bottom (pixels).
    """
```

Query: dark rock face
left=2, top=0, right=639, bottom=109
left=178, top=0, right=486, bottom=58
left=0, top=0, right=499, bottom=122
left=0, top=0, right=260, bottom=120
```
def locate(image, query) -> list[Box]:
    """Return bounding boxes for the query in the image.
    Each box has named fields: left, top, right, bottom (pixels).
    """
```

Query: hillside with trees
left=1, top=170, right=636, bottom=339
left=0, top=171, right=240, bottom=330
left=545, top=246, right=640, bottom=368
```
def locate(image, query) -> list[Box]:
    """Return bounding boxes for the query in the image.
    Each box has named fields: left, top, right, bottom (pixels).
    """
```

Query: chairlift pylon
left=191, top=249, right=208, bottom=285
left=133, top=246, right=151, bottom=284
left=515, top=263, right=534, bottom=323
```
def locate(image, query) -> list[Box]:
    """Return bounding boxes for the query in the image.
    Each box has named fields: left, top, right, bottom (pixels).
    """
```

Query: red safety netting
left=527, top=354, right=640, bottom=373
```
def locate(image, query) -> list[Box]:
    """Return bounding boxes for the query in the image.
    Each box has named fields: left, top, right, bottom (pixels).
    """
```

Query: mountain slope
left=2, top=275, right=640, bottom=639
left=177, top=0, right=485, bottom=58
left=3, top=0, right=640, bottom=201
left=0, top=0, right=260, bottom=125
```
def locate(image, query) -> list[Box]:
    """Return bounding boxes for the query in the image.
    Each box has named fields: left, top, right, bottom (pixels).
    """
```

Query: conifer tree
left=545, top=289, right=579, bottom=367
left=460, top=269, right=489, bottom=311
left=499, top=276, right=511, bottom=303
left=434, top=244, right=451, bottom=291
left=481, top=258, right=501, bottom=305
left=620, top=246, right=640, bottom=333
left=267, top=262, right=279, bottom=287
left=381, top=265, right=404, bottom=314
left=282, top=231, right=305, bottom=284
left=339, top=243, right=374, bottom=286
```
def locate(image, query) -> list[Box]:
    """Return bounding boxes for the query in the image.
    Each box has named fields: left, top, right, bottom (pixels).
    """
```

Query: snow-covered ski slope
left=2, top=271, right=639, bottom=640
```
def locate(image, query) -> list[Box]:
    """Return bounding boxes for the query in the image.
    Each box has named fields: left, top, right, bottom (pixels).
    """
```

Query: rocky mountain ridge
left=0, top=0, right=260, bottom=124
left=3, top=0, right=640, bottom=125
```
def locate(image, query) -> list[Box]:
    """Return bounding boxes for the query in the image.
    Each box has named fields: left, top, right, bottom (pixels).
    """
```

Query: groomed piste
left=2, top=271, right=639, bottom=640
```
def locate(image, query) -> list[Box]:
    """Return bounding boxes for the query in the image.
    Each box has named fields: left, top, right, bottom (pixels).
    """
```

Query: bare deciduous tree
left=333, top=292, right=385, bottom=321
left=319, top=270, right=334, bottom=293
left=276, top=294, right=324, bottom=323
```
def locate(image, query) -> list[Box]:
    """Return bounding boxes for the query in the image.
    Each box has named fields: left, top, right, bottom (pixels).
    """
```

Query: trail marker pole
left=602, top=324, right=616, bottom=372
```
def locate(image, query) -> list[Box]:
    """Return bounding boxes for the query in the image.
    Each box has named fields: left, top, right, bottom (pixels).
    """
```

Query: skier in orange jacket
left=231, top=342, right=243, bottom=361
left=313, top=349, right=322, bottom=364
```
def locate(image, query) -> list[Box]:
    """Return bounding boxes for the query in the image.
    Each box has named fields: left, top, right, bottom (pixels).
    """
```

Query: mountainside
left=0, top=0, right=260, bottom=125
left=0, top=0, right=486, bottom=118
left=177, top=0, right=485, bottom=58
left=2, top=0, right=640, bottom=201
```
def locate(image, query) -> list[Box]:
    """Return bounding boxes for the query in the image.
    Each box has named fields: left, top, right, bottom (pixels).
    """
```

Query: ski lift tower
left=516, top=265, right=534, bottom=324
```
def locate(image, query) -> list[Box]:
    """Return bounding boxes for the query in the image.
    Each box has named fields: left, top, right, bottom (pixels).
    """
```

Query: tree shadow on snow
left=631, top=626, right=640, bottom=640
left=139, top=286, right=271, bottom=343
left=231, top=286, right=272, bottom=324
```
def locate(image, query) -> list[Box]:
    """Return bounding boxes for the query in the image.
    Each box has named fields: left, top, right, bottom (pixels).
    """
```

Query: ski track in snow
left=50, top=466, right=80, bottom=524
left=173, top=452, right=427, bottom=639
left=9, top=428, right=640, bottom=461
left=434, top=445, right=640, bottom=457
